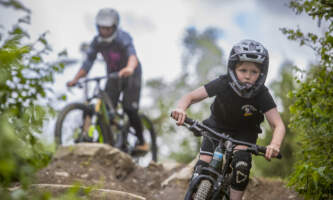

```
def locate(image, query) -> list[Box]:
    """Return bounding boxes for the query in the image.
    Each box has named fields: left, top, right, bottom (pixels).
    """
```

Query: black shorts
left=105, top=66, right=142, bottom=111
left=199, top=118, right=258, bottom=156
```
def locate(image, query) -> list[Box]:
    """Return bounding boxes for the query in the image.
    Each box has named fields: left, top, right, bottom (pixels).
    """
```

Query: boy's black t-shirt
left=204, top=75, right=276, bottom=143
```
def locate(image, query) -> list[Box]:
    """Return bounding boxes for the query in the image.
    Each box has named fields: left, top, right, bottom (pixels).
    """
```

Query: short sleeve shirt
left=81, top=29, right=140, bottom=73
left=204, top=75, right=276, bottom=138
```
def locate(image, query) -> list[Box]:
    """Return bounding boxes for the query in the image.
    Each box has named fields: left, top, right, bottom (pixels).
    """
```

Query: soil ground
left=35, top=144, right=303, bottom=200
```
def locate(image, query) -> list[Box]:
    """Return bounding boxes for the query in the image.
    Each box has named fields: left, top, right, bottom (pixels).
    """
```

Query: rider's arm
left=81, top=37, right=99, bottom=73
left=172, top=86, right=208, bottom=125
left=264, top=107, right=286, bottom=160
left=119, top=54, right=138, bottom=77
left=118, top=31, right=139, bottom=77
left=67, top=69, right=88, bottom=86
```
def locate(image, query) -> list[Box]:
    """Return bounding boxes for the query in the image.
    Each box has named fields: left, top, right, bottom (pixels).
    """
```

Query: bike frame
left=183, top=117, right=282, bottom=200
left=69, top=73, right=157, bottom=162
left=77, top=72, right=121, bottom=144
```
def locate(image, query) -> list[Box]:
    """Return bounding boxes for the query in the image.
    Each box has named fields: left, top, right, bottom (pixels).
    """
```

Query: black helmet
left=227, top=39, right=269, bottom=98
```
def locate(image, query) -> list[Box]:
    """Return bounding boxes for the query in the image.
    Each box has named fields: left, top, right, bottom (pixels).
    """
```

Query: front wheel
left=54, top=103, right=113, bottom=146
left=194, top=180, right=212, bottom=200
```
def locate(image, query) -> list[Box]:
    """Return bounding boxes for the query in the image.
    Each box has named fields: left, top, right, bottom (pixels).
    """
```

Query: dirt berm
left=34, top=143, right=303, bottom=200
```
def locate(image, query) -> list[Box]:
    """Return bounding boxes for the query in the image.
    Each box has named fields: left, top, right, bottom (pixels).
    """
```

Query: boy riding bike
left=67, top=8, right=148, bottom=152
left=171, top=39, right=286, bottom=200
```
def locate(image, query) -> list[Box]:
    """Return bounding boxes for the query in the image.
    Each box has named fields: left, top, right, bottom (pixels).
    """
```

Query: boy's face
left=235, top=62, right=261, bottom=87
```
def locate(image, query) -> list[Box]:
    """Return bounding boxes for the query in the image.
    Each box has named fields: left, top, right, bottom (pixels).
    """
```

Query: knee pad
left=230, top=150, right=252, bottom=191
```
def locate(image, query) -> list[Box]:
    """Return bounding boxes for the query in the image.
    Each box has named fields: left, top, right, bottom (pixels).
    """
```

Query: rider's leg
left=191, top=136, right=216, bottom=180
left=122, top=67, right=146, bottom=149
left=230, top=189, right=244, bottom=200
left=230, top=150, right=252, bottom=200
left=105, top=75, right=121, bottom=110
left=124, top=107, right=144, bottom=144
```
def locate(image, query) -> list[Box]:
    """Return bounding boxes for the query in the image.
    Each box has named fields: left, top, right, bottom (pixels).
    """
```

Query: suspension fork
left=84, top=99, right=104, bottom=139
left=81, top=100, right=101, bottom=136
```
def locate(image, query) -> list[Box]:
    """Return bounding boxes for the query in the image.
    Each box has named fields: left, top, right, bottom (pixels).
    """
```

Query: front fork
left=184, top=169, right=229, bottom=200
left=185, top=141, right=233, bottom=200
left=82, top=99, right=107, bottom=143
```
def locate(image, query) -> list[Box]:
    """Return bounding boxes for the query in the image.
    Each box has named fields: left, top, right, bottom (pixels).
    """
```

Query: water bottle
left=209, top=144, right=223, bottom=171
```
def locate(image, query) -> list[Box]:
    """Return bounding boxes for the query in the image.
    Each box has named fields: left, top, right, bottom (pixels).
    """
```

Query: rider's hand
left=171, top=108, right=186, bottom=126
left=67, top=79, right=78, bottom=87
left=119, top=67, right=134, bottom=78
left=265, top=143, right=280, bottom=161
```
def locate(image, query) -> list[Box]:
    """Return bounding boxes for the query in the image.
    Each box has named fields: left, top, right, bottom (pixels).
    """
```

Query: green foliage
left=0, top=1, right=69, bottom=199
left=254, top=61, right=298, bottom=178
left=0, top=0, right=30, bottom=13
left=281, top=0, right=333, bottom=199
left=144, top=27, right=225, bottom=162
left=0, top=115, right=34, bottom=187
left=169, top=138, right=198, bottom=163
left=288, top=65, right=333, bottom=199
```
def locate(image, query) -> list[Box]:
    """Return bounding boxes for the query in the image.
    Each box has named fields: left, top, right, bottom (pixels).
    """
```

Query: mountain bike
left=54, top=72, right=158, bottom=164
left=179, top=117, right=282, bottom=200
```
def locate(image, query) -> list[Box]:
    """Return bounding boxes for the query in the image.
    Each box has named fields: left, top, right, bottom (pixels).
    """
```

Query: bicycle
left=178, top=116, right=282, bottom=200
left=54, top=72, right=158, bottom=164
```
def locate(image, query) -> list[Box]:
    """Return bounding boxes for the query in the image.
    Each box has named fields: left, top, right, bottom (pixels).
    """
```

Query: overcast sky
left=2, top=0, right=321, bottom=89
left=0, top=0, right=325, bottom=151
left=2, top=1, right=321, bottom=77
left=1, top=0, right=322, bottom=115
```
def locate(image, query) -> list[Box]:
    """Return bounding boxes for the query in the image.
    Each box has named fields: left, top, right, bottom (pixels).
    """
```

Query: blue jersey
left=81, top=29, right=141, bottom=73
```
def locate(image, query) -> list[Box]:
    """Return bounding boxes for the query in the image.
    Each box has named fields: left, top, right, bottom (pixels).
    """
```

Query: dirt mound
left=35, top=143, right=303, bottom=200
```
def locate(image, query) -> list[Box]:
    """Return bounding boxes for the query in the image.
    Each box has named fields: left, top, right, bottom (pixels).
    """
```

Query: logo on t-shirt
left=241, top=105, right=257, bottom=117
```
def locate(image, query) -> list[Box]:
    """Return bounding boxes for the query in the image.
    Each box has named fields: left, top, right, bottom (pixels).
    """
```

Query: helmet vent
left=247, top=54, right=258, bottom=59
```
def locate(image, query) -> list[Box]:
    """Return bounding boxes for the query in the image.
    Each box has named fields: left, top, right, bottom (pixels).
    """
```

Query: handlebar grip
left=184, top=117, right=195, bottom=125
left=257, top=145, right=282, bottom=159
left=257, top=145, right=266, bottom=153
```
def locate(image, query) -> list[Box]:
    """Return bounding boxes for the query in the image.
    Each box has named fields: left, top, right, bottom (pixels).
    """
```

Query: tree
left=144, top=27, right=225, bottom=162
left=0, top=1, right=71, bottom=199
left=280, top=0, right=333, bottom=199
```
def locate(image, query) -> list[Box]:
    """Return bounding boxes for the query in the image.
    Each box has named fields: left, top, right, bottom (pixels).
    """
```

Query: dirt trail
left=34, top=143, right=303, bottom=200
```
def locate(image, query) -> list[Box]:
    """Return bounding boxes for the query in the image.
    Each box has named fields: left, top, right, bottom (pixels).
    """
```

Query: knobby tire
left=194, top=180, right=212, bottom=200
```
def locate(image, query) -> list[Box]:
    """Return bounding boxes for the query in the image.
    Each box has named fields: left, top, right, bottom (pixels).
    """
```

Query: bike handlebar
left=183, top=116, right=282, bottom=159
left=76, top=72, right=119, bottom=86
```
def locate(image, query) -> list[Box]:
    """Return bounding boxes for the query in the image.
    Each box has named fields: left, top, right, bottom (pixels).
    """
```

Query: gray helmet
left=95, top=8, right=119, bottom=42
left=96, top=8, right=119, bottom=27
left=227, top=39, right=269, bottom=98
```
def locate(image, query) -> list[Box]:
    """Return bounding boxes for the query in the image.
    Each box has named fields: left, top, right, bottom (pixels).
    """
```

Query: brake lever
left=187, top=122, right=202, bottom=137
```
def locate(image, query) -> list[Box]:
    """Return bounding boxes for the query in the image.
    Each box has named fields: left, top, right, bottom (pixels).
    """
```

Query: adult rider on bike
left=67, top=8, right=148, bottom=152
